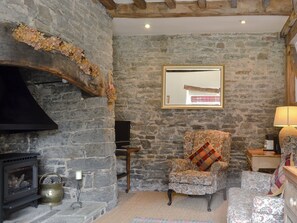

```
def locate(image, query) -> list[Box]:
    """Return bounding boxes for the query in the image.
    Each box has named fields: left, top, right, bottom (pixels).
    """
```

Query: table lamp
left=274, top=106, right=297, bottom=148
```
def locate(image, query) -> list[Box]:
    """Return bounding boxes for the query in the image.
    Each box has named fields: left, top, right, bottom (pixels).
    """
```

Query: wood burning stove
left=0, top=153, right=40, bottom=222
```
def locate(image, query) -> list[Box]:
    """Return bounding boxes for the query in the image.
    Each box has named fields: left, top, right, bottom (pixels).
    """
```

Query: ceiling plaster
left=113, top=15, right=288, bottom=36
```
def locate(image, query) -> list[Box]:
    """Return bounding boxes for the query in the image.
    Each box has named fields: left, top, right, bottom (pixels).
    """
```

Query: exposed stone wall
left=0, top=1, right=116, bottom=209
left=113, top=33, right=285, bottom=190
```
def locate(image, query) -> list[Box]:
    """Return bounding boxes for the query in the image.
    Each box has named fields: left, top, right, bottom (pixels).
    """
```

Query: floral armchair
left=227, top=136, right=297, bottom=223
left=167, top=130, right=232, bottom=212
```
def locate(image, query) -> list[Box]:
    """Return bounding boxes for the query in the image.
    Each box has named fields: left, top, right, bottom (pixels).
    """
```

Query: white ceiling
left=112, top=15, right=288, bottom=36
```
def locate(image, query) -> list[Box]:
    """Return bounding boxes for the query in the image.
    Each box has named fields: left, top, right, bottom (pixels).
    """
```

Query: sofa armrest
left=210, top=161, right=228, bottom=174
left=170, top=158, right=191, bottom=172
left=251, top=196, right=284, bottom=223
left=241, top=171, right=272, bottom=194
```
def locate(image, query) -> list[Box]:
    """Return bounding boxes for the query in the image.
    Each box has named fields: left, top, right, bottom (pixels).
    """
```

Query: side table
left=116, top=147, right=140, bottom=193
left=246, top=148, right=281, bottom=172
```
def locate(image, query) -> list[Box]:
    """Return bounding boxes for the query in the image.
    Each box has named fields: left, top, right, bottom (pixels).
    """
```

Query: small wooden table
left=116, top=147, right=140, bottom=193
left=246, top=148, right=281, bottom=172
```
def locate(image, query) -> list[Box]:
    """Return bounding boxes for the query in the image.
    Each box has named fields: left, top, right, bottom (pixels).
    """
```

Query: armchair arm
left=241, top=171, right=272, bottom=194
left=170, top=158, right=191, bottom=172
left=251, top=196, right=284, bottom=223
left=210, top=161, right=228, bottom=174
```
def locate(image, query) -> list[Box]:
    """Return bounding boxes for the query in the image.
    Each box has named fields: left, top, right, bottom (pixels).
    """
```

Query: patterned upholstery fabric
left=252, top=196, right=284, bottom=222
left=227, top=136, right=297, bottom=223
left=241, top=171, right=271, bottom=194
left=227, top=187, right=259, bottom=223
left=228, top=174, right=284, bottom=223
left=169, top=170, right=213, bottom=185
left=169, top=130, right=231, bottom=196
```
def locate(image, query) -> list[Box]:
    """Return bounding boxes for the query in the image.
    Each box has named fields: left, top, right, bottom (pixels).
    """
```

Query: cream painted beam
left=107, top=0, right=292, bottom=18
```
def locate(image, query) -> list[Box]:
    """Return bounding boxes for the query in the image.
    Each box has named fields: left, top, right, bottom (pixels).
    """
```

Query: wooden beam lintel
left=165, top=0, right=176, bottom=9
left=198, top=0, right=206, bottom=9
left=133, top=0, right=146, bottom=9
left=230, top=0, right=237, bottom=8
left=99, top=0, right=117, bottom=10
left=262, top=0, right=270, bottom=9
left=108, top=1, right=292, bottom=18
left=282, top=11, right=297, bottom=45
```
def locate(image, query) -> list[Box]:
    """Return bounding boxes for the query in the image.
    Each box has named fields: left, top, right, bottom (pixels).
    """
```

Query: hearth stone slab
left=4, top=201, right=106, bottom=223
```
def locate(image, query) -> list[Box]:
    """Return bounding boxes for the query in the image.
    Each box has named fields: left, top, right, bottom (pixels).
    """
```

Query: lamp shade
left=274, top=106, right=297, bottom=127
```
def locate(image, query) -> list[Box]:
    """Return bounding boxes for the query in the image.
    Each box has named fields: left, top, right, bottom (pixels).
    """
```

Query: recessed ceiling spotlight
left=241, top=20, right=246, bottom=24
left=145, top=24, right=151, bottom=29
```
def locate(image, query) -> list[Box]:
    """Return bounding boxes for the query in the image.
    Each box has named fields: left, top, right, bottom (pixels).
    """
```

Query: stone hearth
left=4, top=201, right=106, bottom=223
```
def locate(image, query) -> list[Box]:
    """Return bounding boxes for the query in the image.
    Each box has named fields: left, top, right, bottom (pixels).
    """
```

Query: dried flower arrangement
left=106, top=71, right=116, bottom=110
left=12, top=24, right=117, bottom=108
left=12, top=24, right=100, bottom=77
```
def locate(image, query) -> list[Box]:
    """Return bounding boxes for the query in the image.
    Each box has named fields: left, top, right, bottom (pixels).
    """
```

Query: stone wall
left=113, top=33, right=285, bottom=190
left=0, top=1, right=116, bottom=209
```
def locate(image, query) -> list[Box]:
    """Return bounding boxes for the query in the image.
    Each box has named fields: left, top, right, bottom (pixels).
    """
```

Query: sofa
left=227, top=136, right=297, bottom=223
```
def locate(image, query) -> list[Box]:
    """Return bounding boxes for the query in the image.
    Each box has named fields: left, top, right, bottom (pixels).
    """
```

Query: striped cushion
left=188, top=142, right=222, bottom=171
left=268, top=153, right=294, bottom=196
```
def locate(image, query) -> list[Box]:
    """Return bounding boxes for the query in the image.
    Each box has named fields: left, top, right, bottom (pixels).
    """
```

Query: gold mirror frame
left=162, top=65, right=224, bottom=109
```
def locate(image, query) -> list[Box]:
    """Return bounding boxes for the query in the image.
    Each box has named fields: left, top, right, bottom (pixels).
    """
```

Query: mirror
left=162, top=65, right=224, bottom=109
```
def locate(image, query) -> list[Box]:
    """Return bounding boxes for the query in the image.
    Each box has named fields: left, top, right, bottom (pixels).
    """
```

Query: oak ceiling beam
left=281, top=11, right=297, bottom=39
left=293, top=0, right=297, bottom=12
left=283, top=13, right=297, bottom=45
left=262, top=0, right=270, bottom=9
left=198, top=0, right=206, bottom=9
left=107, top=0, right=292, bottom=18
left=230, top=0, right=237, bottom=8
left=133, top=0, right=146, bottom=9
left=99, top=0, right=116, bottom=10
left=165, top=0, right=176, bottom=9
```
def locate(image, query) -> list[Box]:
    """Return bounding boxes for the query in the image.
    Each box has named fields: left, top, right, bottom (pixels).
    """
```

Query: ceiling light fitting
left=145, top=24, right=150, bottom=29
left=241, top=20, right=246, bottom=24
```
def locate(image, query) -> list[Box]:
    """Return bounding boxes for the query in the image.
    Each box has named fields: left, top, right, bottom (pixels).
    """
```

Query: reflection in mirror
left=162, top=65, right=224, bottom=109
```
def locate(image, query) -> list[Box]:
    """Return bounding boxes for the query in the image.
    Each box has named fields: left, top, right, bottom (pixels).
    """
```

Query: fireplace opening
left=0, top=153, right=40, bottom=222
left=0, top=66, right=58, bottom=133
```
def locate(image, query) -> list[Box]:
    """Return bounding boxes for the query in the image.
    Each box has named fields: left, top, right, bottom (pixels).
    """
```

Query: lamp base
left=279, top=126, right=297, bottom=148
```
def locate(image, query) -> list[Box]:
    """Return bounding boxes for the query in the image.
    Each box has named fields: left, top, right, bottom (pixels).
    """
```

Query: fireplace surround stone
left=0, top=0, right=116, bottom=218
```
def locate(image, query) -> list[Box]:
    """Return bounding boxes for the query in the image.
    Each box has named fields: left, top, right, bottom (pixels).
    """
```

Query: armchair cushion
left=188, top=142, right=222, bottom=171
left=268, top=153, right=294, bottom=196
left=241, top=171, right=271, bottom=194
left=169, top=170, right=213, bottom=186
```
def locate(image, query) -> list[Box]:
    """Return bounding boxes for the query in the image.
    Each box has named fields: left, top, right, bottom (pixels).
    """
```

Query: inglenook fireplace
left=0, top=153, right=40, bottom=222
